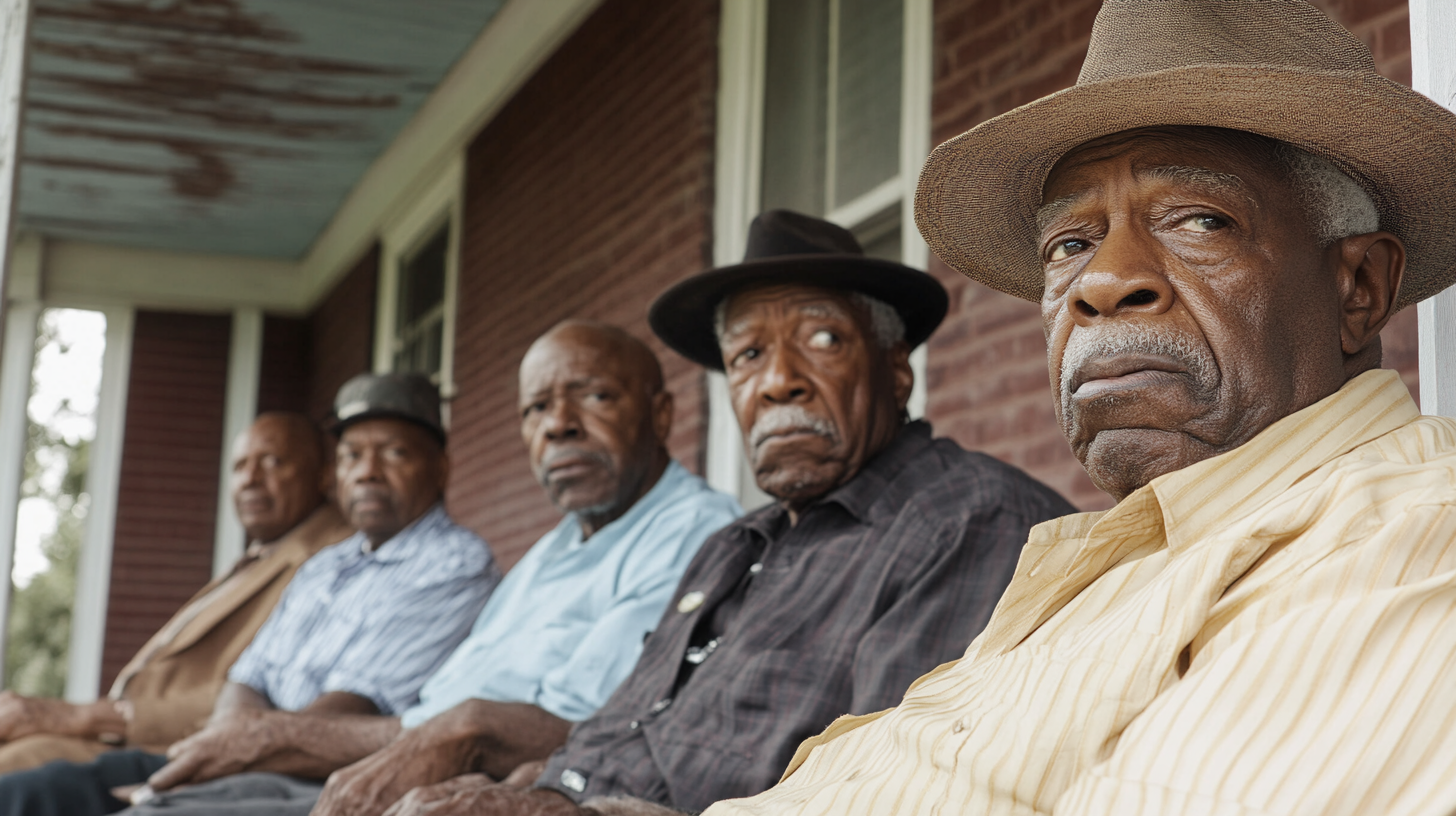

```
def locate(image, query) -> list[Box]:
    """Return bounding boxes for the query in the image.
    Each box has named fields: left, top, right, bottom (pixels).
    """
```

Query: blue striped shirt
left=228, top=504, right=498, bottom=715
left=400, top=462, right=741, bottom=726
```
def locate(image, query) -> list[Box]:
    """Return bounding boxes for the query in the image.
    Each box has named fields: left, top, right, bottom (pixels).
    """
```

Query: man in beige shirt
left=0, top=412, right=351, bottom=772
left=687, top=1, right=1456, bottom=815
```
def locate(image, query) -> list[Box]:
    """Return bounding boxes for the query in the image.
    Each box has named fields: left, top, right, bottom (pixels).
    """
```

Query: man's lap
left=120, top=773, right=323, bottom=816
left=0, top=749, right=168, bottom=816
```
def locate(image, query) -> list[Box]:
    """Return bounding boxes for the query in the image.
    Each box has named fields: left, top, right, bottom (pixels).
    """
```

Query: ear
left=651, top=390, right=675, bottom=444
left=1333, top=231, right=1405, bottom=359
left=887, top=343, right=914, bottom=413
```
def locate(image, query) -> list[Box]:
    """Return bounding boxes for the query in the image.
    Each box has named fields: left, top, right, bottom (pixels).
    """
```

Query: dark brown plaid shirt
left=537, top=421, right=1075, bottom=811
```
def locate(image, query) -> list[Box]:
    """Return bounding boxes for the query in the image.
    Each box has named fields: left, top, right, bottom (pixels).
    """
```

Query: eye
left=1047, top=238, right=1090, bottom=262
left=731, top=347, right=760, bottom=368
left=522, top=401, right=546, bottom=419
left=1176, top=213, right=1228, bottom=233
left=807, top=330, right=837, bottom=350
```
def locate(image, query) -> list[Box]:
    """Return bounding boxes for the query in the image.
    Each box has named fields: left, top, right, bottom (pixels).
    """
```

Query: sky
left=13, top=309, right=106, bottom=587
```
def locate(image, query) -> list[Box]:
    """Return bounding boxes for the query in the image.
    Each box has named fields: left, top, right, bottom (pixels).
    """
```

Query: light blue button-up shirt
left=229, top=504, right=498, bottom=715
left=400, top=462, right=740, bottom=726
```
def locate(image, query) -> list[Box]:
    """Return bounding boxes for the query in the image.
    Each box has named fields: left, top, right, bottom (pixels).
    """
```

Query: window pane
left=398, top=226, right=448, bottom=330
left=859, top=222, right=902, bottom=263
left=761, top=0, right=829, bottom=216
left=832, top=0, right=902, bottom=208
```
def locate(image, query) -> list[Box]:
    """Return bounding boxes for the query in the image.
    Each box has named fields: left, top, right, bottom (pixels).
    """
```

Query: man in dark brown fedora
left=698, top=2, right=1456, bottom=815
left=371, top=209, right=1074, bottom=816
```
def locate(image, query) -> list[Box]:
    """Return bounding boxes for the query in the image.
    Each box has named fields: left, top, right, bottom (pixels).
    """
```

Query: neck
left=577, top=452, right=670, bottom=540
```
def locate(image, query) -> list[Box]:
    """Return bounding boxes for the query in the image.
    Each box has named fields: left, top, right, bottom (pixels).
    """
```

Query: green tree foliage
left=4, top=316, right=91, bottom=696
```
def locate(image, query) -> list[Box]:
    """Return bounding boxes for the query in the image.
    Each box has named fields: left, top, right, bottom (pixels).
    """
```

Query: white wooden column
left=1411, top=0, right=1456, bottom=417
left=707, top=0, right=767, bottom=501
left=211, top=307, right=262, bottom=577
left=66, top=306, right=133, bottom=701
left=902, top=0, right=933, bottom=419
left=0, top=0, right=30, bottom=339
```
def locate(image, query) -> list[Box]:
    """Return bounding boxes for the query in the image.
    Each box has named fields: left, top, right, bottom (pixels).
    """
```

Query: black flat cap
left=648, top=209, right=948, bottom=370
left=332, top=372, right=445, bottom=445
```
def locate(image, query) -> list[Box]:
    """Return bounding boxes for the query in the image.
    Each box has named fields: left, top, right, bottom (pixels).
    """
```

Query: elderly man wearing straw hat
left=695, top=2, right=1456, bottom=815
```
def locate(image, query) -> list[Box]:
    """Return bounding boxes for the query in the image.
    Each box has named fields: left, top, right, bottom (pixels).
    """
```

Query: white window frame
left=1412, top=0, right=1456, bottom=418
left=708, top=0, right=933, bottom=502
left=373, top=155, right=465, bottom=408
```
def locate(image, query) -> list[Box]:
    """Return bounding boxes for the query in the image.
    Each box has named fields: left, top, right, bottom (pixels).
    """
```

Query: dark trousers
left=0, top=749, right=167, bottom=816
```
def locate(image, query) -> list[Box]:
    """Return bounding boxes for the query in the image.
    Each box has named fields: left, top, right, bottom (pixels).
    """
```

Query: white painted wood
left=43, top=241, right=304, bottom=314
left=0, top=302, right=38, bottom=678
left=0, top=0, right=30, bottom=334
left=1411, top=0, right=1456, bottom=417
left=211, top=308, right=261, bottom=579
left=66, top=306, right=132, bottom=702
left=298, top=0, right=604, bottom=308
left=824, top=175, right=903, bottom=232
left=902, top=0, right=934, bottom=420
left=706, top=0, right=767, bottom=500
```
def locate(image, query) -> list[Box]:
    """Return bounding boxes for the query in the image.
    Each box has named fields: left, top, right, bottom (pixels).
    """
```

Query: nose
left=354, top=449, right=384, bottom=481
left=541, top=400, right=584, bottom=442
left=1067, top=224, right=1174, bottom=325
left=756, top=344, right=813, bottom=406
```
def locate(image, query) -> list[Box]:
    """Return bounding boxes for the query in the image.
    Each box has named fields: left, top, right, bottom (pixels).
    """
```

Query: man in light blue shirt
left=112, top=322, right=738, bottom=816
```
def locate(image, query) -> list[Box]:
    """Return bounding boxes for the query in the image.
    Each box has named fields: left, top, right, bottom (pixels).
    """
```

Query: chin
left=1080, top=428, right=1202, bottom=500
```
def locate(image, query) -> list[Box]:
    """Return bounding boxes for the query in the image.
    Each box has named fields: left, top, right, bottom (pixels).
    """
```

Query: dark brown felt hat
left=915, top=0, right=1456, bottom=310
left=649, top=210, right=948, bottom=371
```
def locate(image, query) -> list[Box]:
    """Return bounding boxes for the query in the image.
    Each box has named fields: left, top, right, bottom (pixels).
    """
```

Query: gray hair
left=1273, top=143, right=1379, bottom=244
left=713, top=290, right=906, bottom=350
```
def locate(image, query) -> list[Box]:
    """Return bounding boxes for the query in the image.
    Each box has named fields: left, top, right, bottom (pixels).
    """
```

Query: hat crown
left=1078, top=0, right=1374, bottom=86
left=743, top=209, right=864, bottom=262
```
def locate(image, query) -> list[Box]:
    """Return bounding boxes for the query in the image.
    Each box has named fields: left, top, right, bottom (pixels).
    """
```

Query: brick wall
left=257, top=315, right=310, bottom=415
left=925, top=0, right=1416, bottom=512
left=306, top=247, right=378, bottom=425
left=102, top=311, right=231, bottom=691
left=447, top=0, right=718, bottom=569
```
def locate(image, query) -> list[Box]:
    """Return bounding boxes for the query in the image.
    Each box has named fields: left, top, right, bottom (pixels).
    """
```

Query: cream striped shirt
left=706, top=370, right=1456, bottom=816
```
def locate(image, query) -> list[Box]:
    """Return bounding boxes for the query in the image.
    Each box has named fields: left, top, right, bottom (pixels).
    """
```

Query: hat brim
left=648, top=254, right=949, bottom=370
left=332, top=410, right=447, bottom=446
left=916, top=64, right=1456, bottom=310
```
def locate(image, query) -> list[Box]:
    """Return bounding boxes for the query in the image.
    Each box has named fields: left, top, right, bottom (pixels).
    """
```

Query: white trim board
left=1411, top=0, right=1456, bottom=418
left=296, top=0, right=604, bottom=309
left=0, top=301, right=38, bottom=679
left=65, top=305, right=133, bottom=702
left=211, top=307, right=262, bottom=579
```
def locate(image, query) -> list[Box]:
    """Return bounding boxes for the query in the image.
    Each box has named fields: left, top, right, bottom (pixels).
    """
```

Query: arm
left=0, top=692, right=127, bottom=742
left=376, top=778, right=688, bottom=816
left=148, top=686, right=400, bottom=790
left=313, top=700, right=572, bottom=816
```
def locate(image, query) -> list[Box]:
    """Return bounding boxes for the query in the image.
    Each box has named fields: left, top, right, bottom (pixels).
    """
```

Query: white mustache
left=748, top=406, right=839, bottom=450
left=1059, top=324, right=1215, bottom=406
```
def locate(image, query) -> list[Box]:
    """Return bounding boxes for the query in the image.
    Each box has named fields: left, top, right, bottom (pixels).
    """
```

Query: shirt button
left=629, top=720, right=640, bottom=730
left=560, top=769, right=587, bottom=793
left=748, top=562, right=763, bottom=574
left=952, top=721, right=964, bottom=734
left=651, top=698, right=673, bottom=713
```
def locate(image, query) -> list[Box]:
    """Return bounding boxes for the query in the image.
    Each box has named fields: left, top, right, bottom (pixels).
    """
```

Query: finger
left=503, top=761, right=546, bottom=788
left=148, top=754, right=200, bottom=791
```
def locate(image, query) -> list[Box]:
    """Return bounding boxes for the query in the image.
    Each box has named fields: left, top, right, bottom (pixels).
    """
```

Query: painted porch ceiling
left=18, top=0, right=504, bottom=258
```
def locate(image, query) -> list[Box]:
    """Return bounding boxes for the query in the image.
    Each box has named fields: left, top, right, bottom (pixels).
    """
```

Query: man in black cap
left=0, top=374, right=500, bottom=816
left=377, top=210, right=1075, bottom=816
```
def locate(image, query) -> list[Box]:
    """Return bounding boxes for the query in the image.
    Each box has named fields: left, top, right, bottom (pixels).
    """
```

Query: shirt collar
left=563, top=460, right=690, bottom=547
left=978, top=369, right=1419, bottom=655
left=737, top=420, right=936, bottom=538
left=350, top=502, right=451, bottom=564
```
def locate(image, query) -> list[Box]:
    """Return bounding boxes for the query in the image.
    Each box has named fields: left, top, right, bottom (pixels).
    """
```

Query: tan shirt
left=708, top=370, right=1456, bottom=816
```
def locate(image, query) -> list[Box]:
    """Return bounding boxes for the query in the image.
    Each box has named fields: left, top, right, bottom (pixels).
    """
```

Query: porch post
left=212, top=307, right=262, bottom=578
left=1411, top=1, right=1456, bottom=417
left=0, top=0, right=30, bottom=341
left=66, top=306, right=133, bottom=701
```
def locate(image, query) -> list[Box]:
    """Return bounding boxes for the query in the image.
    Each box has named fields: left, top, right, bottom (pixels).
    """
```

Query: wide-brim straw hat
left=650, top=209, right=948, bottom=371
left=915, top=0, right=1456, bottom=310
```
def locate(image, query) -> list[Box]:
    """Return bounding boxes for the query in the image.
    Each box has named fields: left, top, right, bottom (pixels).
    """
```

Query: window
left=709, top=0, right=932, bottom=505
left=375, top=157, right=463, bottom=407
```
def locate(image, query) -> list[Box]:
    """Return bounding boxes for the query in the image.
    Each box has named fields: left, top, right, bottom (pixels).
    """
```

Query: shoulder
left=395, top=510, right=496, bottom=586
left=652, top=466, right=744, bottom=526
left=890, top=436, right=1076, bottom=521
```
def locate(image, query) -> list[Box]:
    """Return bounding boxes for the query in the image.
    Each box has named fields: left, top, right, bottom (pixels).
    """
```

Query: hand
left=380, top=777, right=584, bottom=816
left=147, top=710, right=279, bottom=790
left=503, top=761, right=547, bottom=788
left=312, top=716, right=481, bottom=816
left=0, top=691, right=110, bottom=741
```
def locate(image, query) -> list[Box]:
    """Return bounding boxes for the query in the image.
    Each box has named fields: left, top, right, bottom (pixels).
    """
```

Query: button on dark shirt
left=538, top=421, right=1075, bottom=811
